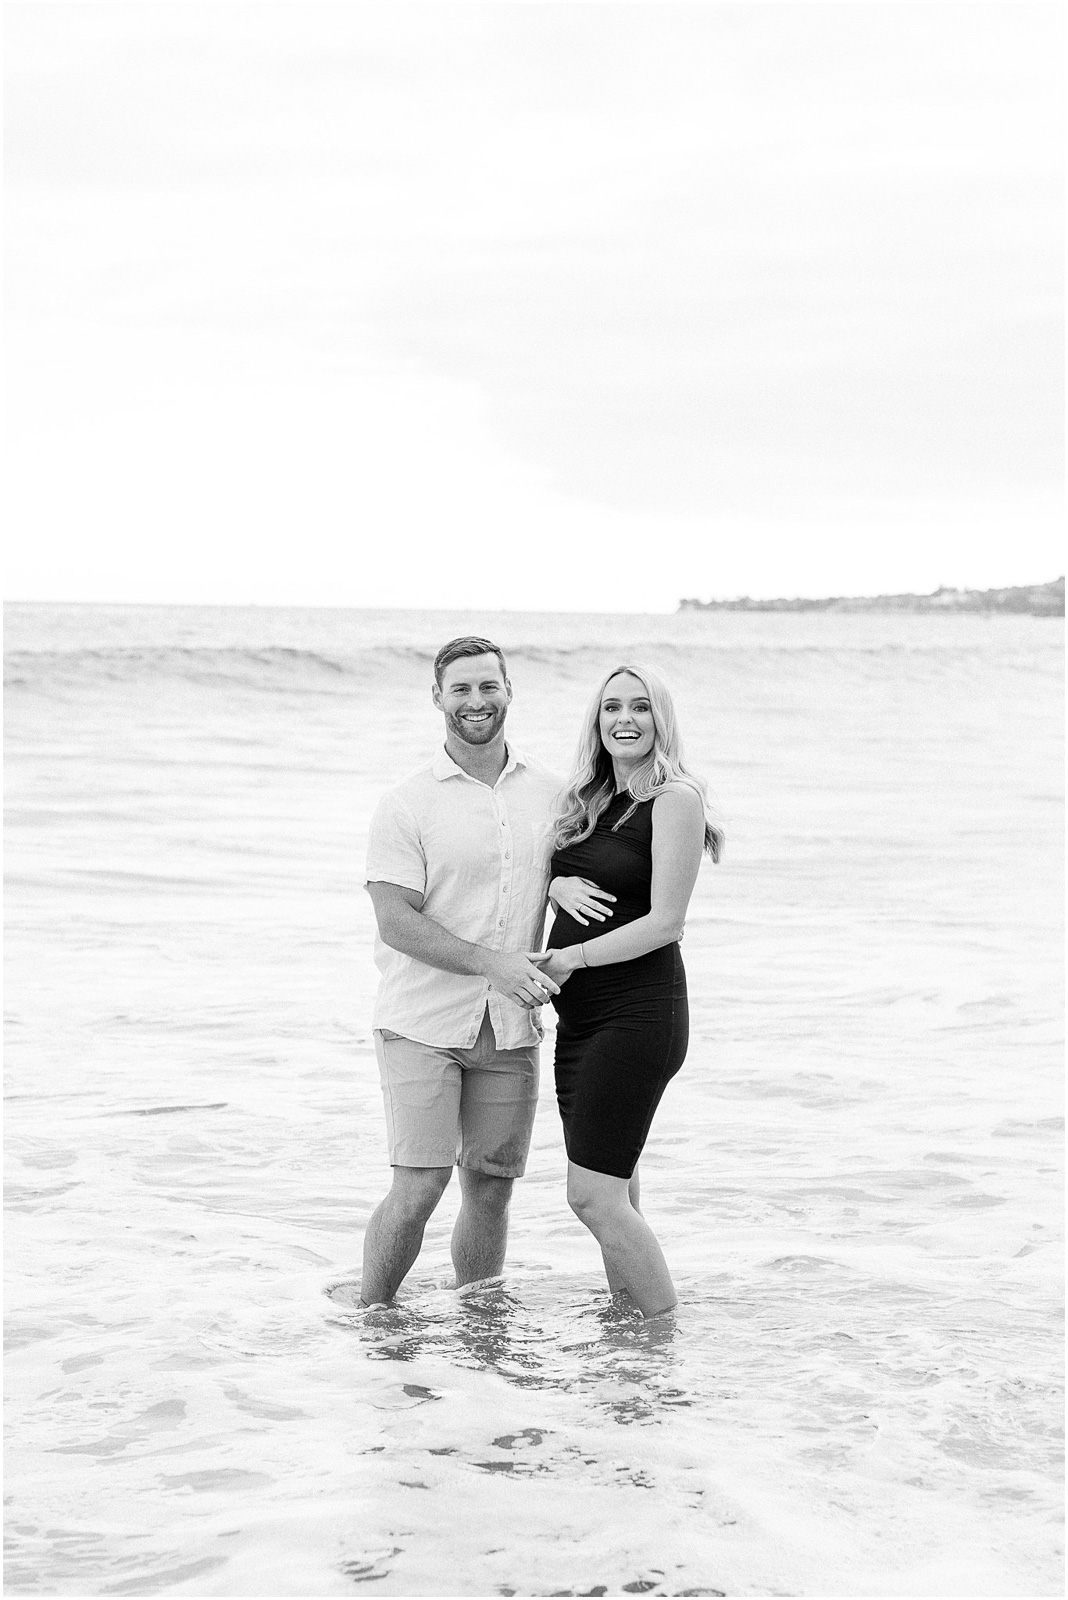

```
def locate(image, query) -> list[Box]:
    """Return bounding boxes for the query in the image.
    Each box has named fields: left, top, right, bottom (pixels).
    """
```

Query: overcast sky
left=6, top=1, right=1063, bottom=611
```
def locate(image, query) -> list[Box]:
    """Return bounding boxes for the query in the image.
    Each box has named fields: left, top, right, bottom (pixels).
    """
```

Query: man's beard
left=448, top=706, right=506, bottom=745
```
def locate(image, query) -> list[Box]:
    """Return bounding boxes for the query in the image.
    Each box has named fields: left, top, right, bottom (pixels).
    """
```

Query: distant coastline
left=678, top=576, right=1064, bottom=616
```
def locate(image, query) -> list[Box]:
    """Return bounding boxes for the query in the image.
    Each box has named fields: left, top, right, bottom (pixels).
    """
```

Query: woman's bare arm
left=537, top=788, right=704, bottom=982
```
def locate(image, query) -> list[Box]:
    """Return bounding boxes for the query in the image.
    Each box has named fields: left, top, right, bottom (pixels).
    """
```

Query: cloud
left=5, top=2, right=1062, bottom=606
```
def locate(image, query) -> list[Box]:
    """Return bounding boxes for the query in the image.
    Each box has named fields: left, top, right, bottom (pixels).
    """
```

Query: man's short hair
left=433, top=636, right=508, bottom=687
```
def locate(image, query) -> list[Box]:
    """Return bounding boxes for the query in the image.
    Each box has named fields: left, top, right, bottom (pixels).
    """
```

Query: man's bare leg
left=360, top=1165, right=452, bottom=1306
left=451, top=1168, right=514, bottom=1287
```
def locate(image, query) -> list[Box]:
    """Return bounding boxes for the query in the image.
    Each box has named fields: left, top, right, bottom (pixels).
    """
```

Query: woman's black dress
left=547, top=792, right=688, bottom=1179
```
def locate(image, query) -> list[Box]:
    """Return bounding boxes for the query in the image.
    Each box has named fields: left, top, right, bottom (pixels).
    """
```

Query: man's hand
left=531, top=948, right=580, bottom=988
left=482, top=951, right=561, bottom=1009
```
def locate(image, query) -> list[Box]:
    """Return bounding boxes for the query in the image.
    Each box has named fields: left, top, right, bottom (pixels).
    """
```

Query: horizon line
left=4, top=576, right=1063, bottom=617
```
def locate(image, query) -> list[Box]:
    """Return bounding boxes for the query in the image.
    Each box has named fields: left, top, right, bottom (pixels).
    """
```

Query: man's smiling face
left=433, top=652, right=512, bottom=747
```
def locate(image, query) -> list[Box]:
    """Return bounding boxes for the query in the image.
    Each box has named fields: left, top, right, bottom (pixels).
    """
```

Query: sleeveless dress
left=547, top=792, right=688, bottom=1179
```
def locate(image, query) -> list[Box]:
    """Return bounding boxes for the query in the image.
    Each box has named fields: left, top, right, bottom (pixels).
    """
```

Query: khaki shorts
left=374, top=1009, right=540, bottom=1177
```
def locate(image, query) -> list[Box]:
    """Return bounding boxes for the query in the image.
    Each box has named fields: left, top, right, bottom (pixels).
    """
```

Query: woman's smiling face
left=599, top=672, right=656, bottom=767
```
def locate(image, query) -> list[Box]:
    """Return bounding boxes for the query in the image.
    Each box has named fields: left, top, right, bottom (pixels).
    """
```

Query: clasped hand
left=488, top=876, right=614, bottom=1008
left=530, top=948, right=576, bottom=988
left=485, top=950, right=560, bottom=1010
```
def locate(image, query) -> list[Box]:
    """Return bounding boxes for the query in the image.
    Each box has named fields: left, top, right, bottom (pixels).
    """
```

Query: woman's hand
left=531, top=948, right=581, bottom=987
left=548, top=876, right=616, bottom=927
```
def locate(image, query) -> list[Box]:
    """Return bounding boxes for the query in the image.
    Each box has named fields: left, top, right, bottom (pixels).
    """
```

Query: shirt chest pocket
left=505, top=796, right=552, bottom=859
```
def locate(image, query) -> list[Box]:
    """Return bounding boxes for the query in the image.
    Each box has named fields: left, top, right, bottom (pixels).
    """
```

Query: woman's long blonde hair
left=551, top=663, right=723, bottom=861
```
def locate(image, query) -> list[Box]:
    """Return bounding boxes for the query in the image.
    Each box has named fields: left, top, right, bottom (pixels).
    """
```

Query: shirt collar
left=432, top=743, right=528, bottom=782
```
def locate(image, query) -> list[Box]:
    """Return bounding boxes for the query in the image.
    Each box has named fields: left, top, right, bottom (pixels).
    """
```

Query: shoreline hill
left=678, top=577, right=1064, bottom=616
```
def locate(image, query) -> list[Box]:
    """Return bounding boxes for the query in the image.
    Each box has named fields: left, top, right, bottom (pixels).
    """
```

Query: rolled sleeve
left=364, top=793, right=427, bottom=895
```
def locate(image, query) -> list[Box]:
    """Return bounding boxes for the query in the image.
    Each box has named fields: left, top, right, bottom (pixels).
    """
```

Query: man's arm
left=367, top=881, right=559, bottom=1010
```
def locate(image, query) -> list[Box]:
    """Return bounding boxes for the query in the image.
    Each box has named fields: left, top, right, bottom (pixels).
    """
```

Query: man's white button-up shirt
left=364, top=744, right=562, bottom=1048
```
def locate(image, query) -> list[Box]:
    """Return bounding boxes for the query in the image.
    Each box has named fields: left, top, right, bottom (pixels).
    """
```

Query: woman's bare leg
left=601, top=1168, right=643, bottom=1295
left=569, top=1161, right=676, bottom=1317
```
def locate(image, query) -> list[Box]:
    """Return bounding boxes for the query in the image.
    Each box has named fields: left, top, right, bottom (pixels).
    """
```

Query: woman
left=538, top=665, right=722, bottom=1318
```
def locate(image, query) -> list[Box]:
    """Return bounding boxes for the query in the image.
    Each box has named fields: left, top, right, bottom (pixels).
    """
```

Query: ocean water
left=4, top=602, right=1063, bottom=1598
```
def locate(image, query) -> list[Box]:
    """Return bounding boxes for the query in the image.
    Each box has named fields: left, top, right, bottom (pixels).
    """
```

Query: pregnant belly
left=551, top=943, right=685, bottom=1027
left=547, top=903, right=648, bottom=951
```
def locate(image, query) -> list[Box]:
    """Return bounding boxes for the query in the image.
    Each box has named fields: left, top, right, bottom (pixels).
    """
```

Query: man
left=360, top=636, right=561, bottom=1307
